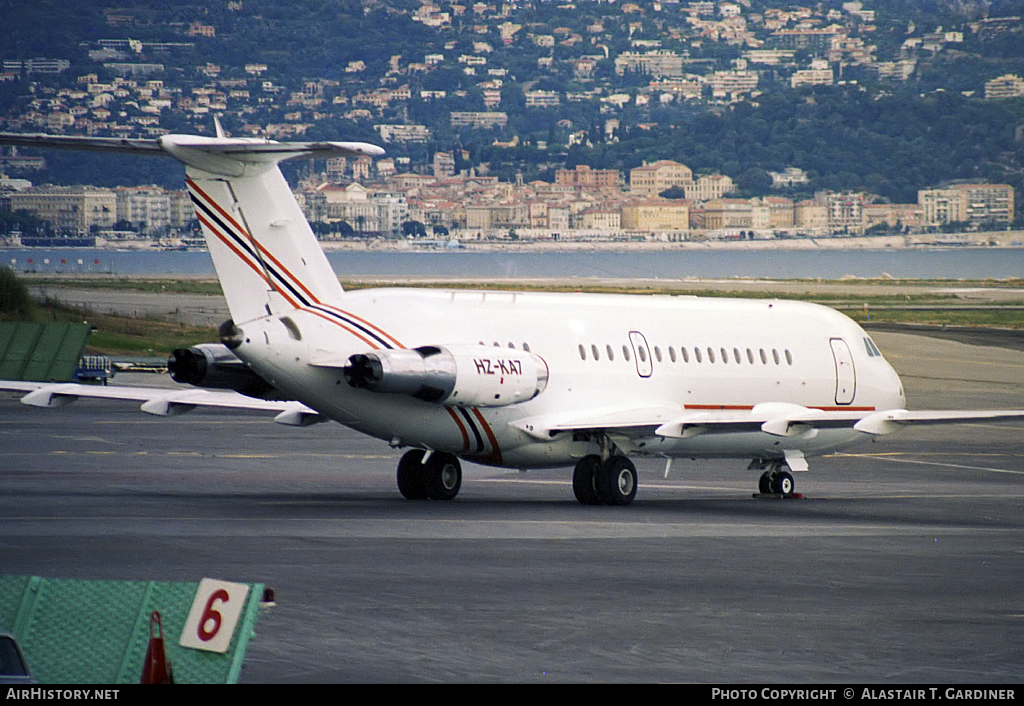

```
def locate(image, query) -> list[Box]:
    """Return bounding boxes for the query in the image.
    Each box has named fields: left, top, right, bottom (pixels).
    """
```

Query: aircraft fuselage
left=234, top=288, right=906, bottom=469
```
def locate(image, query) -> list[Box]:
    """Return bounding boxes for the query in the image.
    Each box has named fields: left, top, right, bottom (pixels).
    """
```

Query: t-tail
left=0, top=123, right=384, bottom=325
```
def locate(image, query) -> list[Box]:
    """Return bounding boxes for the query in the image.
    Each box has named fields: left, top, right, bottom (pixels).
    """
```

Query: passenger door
left=830, top=337, right=856, bottom=405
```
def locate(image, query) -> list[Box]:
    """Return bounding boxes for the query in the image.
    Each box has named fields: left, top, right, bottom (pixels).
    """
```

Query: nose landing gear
left=756, top=460, right=797, bottom=498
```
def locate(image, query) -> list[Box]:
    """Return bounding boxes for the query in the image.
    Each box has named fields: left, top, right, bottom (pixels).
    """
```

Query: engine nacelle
left=343, top=344, right=548, bottom=407
left=167, top=343, right=279, bottom=399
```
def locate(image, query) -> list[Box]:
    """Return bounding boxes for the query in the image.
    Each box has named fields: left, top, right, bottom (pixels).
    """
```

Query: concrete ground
left=1, top=328, right=1023, bottom=683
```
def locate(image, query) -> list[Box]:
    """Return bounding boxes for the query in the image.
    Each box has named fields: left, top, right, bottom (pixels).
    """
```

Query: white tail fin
left=0, top=129, right=385, bottom=325
left=186, top=166, right=343, bottom=323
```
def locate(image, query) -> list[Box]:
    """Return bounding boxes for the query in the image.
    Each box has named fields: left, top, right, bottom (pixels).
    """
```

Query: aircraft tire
left=758, top=471, right=772, bottom=495
left=773, top=470, right=795, bottom=497
left=572, top=455, right=603, bottom=505
left=397, top=449, right=429, bottom=500
left=597, top=456, right=638, bottom=506
left=423, top=452, right=462, bottom=501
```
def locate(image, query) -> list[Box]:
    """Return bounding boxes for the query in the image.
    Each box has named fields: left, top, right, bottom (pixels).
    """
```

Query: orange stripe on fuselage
left=189, top=181, right=402, bottom=349
left=187, top=178, right=404, bottom=350
left=471, top=408, right=503, bottom=465
left=445, top=406, right=471, bottom=453
left=316, top=302, right=404, bottom=349
left=304, top=307, right=380, bottom=350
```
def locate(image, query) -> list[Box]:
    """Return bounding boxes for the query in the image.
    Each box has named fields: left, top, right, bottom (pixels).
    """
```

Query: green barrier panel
left=0, top=322, right=92, bottom=381
left=0, top=575, right=266, bottom=684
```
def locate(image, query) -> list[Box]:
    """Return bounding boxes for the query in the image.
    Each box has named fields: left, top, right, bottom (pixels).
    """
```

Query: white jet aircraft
left=2, top=126, right=1023, bottom=506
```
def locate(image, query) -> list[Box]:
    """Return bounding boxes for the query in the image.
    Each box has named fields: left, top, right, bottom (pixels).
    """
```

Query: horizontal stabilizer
left=0, top=132, right=385, bottom=176
left=0, top=126, right=378, bottom=322
left=0, top=133, right=162, bottom=155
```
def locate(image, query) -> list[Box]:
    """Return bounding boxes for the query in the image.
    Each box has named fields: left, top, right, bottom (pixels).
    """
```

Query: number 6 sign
left=180, top=578, right=251, bottom=653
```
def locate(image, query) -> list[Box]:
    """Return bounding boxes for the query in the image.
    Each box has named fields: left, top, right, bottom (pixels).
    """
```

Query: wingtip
left=329, top=141, right=386, bottom=157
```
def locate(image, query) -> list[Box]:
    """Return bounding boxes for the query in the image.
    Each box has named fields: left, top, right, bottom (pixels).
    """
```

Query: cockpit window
left=863, top=337, right=882, bottom=357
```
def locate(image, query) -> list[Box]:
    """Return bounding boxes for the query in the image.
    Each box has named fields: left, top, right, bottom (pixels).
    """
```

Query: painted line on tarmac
left=3, top=516, right=1023, bottom=541
left=839, top=452, right=1024, bottom=475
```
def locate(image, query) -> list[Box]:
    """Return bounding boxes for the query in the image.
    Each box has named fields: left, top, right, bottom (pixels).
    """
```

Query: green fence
left=0, top=322, right=92, bottom=381
left=0, top=575, right=266, bottom=684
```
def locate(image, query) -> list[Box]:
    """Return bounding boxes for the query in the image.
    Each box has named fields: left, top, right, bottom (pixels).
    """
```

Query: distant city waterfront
left=4, top=247, right=1024, bottom=281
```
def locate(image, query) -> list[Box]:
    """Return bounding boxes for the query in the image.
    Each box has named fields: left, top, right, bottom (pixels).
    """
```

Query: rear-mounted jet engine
left=167, top=343, right=280, bottom=400
left=343, top=344, right=548, bottom=407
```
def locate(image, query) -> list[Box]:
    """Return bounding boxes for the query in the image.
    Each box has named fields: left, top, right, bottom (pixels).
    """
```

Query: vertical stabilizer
left=186, top=167, right=344, bottom=324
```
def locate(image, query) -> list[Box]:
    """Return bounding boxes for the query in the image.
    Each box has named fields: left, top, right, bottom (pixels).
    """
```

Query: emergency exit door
left=629, top=331, right=653, bottom=378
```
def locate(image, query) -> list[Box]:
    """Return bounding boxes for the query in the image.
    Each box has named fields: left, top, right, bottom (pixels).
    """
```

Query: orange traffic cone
left=140, top=611, right=174, bottom=684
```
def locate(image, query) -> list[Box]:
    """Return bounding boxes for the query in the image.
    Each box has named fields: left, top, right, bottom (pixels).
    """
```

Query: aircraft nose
left=886, top=361, right=906, bottom=408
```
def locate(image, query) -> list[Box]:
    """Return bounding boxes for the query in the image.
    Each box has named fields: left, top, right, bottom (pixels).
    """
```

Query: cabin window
left=681, top=347, right=689, bottom=363
left=694, top=347, right=702, bottom=363
left=622, top=345, right=631, bottom=362
left=721, top=347, right=729, bottom=364
left=785, top=349, right=793, bottom=365
left=760, top=348, right=768, bottom=364
left=654, top=346, right=662, bottom=363
left=746, top=348, right=755, bottom=364
left=579, top=344, right=586, bottom=360
left=523, top=343, right=531, bottom=352
left=591, top=344, right=600, bottom=361
left=772, top=349, right=780, bottom=365
left=638, top=346, right=648, bottom=363
left=668, top=347, right=676, bottom=363
left=606, top=344, right=615, bottom=361
left=734, top=348, right=742, bottom=364
left=707, top=347, right=716, bottom=364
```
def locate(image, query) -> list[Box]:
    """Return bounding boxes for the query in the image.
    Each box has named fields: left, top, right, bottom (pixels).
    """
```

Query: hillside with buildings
left=1, top=0, right=1022, bottom=245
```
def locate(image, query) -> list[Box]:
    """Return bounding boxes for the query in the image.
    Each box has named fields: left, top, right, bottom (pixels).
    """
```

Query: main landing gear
left=573, top=455, right=638, bottom=506
left=756, top=460, right=796, bottom=498
left=397, top=449, right=462, bottom=500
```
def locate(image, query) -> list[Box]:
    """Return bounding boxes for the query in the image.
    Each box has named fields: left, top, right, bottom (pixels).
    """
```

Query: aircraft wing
left=513, top=402, right=1024, bottom=441
left=841, top=409, right=1024, bottom=436
left=511, top=403, right=686, bottom=439
left=7, top=380, right=1023, bottom=443
left=0, top=381, right=325, bottom=427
